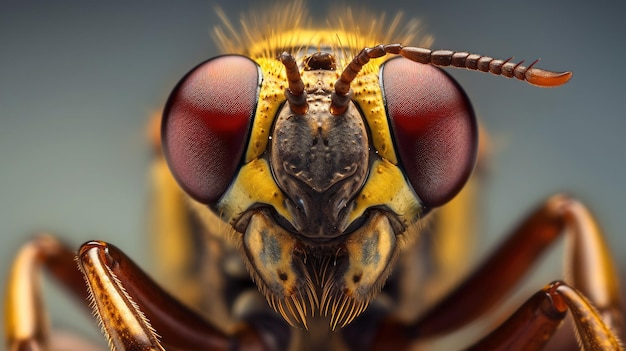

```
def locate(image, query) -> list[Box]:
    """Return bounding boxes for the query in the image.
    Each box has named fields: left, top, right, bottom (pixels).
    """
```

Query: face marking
left=260, top=232, right=282, bottom=266
left=342, top=214, right=396, bottom=299
left=360, top=235, right=381, bottom=266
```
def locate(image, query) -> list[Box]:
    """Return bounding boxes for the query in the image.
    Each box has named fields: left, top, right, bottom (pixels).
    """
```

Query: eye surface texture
left=162, top=55, right=261, bottom=204
left=381, top=57, right=478, bottom=208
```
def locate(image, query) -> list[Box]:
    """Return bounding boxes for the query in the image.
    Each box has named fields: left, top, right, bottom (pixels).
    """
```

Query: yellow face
left=160, top=0, right=482, bottom=329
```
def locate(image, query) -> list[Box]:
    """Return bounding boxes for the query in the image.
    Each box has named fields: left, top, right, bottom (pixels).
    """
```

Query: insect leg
left=369, top=194, right=622, bottom=349
left=77, top=240, right=270, bottom=351
left=465, top=281, right=622, bottom=351
left=4, top=234, right=96, bottom=350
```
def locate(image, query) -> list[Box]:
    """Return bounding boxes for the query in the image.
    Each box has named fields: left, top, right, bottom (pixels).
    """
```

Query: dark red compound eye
left=381, top=57, right=478, bottom=208
left=162, top=55, right=261, bottom=204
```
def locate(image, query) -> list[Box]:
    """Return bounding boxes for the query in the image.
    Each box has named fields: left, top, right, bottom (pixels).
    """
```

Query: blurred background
left=1, top=0, right=625, bottom=348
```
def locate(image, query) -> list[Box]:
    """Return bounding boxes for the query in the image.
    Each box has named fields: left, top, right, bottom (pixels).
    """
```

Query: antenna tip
left=525, top=68, right=573, bottom=87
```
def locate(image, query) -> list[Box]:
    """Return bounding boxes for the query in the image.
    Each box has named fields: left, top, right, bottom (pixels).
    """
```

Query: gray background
left=1, top=0, right=625, bottom=347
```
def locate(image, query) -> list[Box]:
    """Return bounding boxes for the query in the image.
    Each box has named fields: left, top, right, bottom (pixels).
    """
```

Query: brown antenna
left=329, top=44, right=573, bottom=115
left=279, top=52, right=308, bottom=114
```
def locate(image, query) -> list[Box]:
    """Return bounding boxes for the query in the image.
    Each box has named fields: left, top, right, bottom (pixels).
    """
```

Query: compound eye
left=381, top=57, right=478, bottom=208
left=162, top=55, right=260, bottom=204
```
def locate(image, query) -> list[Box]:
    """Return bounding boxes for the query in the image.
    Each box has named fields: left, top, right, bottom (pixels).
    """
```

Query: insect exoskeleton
left=160, top=0, right=571, bottom=334
left=159, top=32, right=491, bottom=332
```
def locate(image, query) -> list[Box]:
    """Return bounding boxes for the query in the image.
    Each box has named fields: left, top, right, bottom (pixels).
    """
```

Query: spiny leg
left=368, top=194, right=622, bottom=350
left=76, top=240, right=269, bottom=351
left=4, top=234, right=270, bottom=351
left=466, top=281, right=622, bottom=351
left=553, top=282, right=622, bottom=350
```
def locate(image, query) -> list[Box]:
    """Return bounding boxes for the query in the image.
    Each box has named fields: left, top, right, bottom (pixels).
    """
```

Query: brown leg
left=4, top=234, right=87, bottom=350
left=465, top=282, right=567, bottom=351
left=77, top=240, right=269, bottom=351
left=4, top=234, right=270, bottom=351
left=370, top=194, right=622, bottom=349
left=465, top=281, right=622, bottom=351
